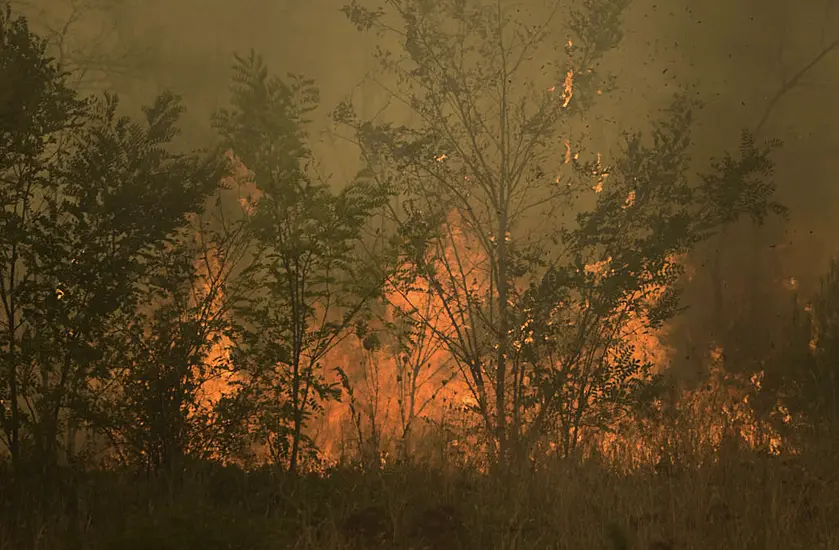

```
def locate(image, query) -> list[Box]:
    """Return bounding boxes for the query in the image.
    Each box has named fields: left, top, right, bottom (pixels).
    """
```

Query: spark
left=584, top=257, right=612, bottom=276
left=561, top=69, right=574, bottom=108
left=239, top=196, right=256, bottom=216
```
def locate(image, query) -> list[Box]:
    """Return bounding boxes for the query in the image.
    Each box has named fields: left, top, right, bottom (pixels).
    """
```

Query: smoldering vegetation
left=1, top=1, right=838, bottom=549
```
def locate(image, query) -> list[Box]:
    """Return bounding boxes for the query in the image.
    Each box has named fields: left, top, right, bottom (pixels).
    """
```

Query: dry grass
left=1, top=440, right=837, bottom=550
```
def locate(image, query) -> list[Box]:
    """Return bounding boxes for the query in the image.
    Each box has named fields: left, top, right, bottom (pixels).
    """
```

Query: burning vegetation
left=1, top=1, right=838, bottom=549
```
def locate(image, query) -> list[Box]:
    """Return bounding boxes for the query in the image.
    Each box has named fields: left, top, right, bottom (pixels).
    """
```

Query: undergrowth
left=1, top=441, right=837, bottom=550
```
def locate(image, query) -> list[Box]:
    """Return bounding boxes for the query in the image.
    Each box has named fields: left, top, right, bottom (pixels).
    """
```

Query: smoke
left=14, top=0, right=839, bottom=415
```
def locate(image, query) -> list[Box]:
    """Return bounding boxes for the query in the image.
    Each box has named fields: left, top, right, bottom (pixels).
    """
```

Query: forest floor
left=1, top=444, right=838, bottom=550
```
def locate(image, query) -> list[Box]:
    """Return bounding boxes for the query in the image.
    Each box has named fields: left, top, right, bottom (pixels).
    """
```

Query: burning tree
left=213, top=52, right=389, bottom=475
left=337, top=0, right=784, bottom=469
left=388, top=289, right=456, bottom=462
left=90, top=176, right=255, bottom=479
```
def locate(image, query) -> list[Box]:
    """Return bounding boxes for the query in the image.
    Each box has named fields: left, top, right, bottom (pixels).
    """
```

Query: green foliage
left=519, top=97, right=787, bottom=455
left=0, top=5, right=227, bottom=475
left=339, top=0, right=786, bottom=465
left=699, top=130, right=788, bottom=226
left=338, top=0, right=639, bottom=467
left=39, top=93, right=224, bottom=470
left=0, top=6, right=84, bottom=162
left=215, top=52, right=388, bottom=473
left=94, top=217, right=252, bottom=475
left=0, top=6, right=86, bottom=470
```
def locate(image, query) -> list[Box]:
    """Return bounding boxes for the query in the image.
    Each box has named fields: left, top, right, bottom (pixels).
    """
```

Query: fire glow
left=198, top=151, right=790, bottom=470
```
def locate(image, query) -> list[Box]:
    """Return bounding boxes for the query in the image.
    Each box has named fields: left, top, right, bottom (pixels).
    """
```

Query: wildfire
left=189, top=150, right=260, bottom=455
left=313, top=210, right=480, bottom=464
left=549, top=67, right=574, bottom=109
left=561, top=69, right=574, bottom=108
left=196, top=152, right=790, bottom=472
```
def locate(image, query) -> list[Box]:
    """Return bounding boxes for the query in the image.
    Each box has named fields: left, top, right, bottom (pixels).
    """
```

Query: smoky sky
left=13, top=0, right=839, bottom=376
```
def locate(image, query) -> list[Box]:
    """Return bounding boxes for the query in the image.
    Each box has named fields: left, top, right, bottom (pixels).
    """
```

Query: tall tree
left=339, top=0, right=785, bottom=469
left=31, top=91, right=224, bottom=473
left=0, top=6, right=224, bottom=475
left=214, top=52, right=388, bottom=474
left=0, top=4, right=85, bottom=473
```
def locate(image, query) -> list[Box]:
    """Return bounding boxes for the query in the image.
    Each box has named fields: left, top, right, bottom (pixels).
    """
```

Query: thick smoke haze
left=6, top=3, right=839, bottom=547
left=14, top=0, right=839, bottom=380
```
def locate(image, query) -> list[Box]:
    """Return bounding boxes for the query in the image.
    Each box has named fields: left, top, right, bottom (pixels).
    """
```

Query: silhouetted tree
left=89, top=187, right=253, bottom=480
left=0, top=4, right=86, bottom=473
left=1, top=6, right=224, bottom=478
left=214, top=52, right=388, bottom=474
left=339, top=0, right=786, bottom=469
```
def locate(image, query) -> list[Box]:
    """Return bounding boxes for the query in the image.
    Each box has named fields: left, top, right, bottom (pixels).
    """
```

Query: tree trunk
left=495, top=210, right=510, bottom=469
left=5, top=352, right=20, bottom=473
left=4, top=251, right=21, bottom=474
left=289, top=409, right=302, bottom=476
